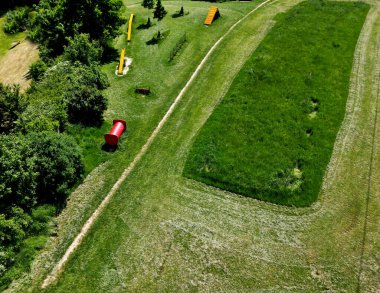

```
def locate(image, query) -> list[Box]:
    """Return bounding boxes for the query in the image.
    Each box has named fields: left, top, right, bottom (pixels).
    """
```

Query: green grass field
left=68, top=0, right=262, bottom=175
left=6, top=0, right=380, bottom=292
left=184, top=0, right=369, bottom=207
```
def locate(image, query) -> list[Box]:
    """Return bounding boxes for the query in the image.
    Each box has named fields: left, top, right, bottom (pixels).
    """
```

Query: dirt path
left=41, top=0, right=276, bottom=288
left=0, top=40, right=38, bottom=91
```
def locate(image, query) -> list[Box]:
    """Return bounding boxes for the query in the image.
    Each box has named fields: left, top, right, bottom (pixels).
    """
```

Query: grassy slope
left=183, top=0, right=369, bottom=207
left=67, top=0, right=261, bottom=175
left=6, top=0, right=263, bottom=291
left=9, top=0, right=380, bottom=292
left=0, top=17, right=25, bottom=60
left=35, top=0, right=380, bottom=291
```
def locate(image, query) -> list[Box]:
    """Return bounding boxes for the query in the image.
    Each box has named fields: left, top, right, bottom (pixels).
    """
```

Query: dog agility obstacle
left=204, top=6, right=220, bottom=25
left=104, top=120, right=127, bottom=146
left=127, top=14, right=134, bottom=42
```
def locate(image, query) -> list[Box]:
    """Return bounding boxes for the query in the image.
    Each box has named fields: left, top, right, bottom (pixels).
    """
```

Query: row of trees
left=1, top=0, right=125, bottom=287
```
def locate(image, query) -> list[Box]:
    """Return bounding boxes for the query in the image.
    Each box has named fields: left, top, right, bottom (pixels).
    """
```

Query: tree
left=63, top=85, right=108, bottom=126
left=63, top=33, right=103, bottom=65
left=0, top=84, right=26, bottom=134
left=3, top=7, right=31, bottom=34
left=0, top=135, right=38, bottom=211
left=29, top=60, right=48, bottom=82
left=153, top=0, right=167, bottom=38
left=31, top=0, right=125, bottom=57
left=27, top=131, right=84, bottom=203
left=141, top=0, right=154, bottom=26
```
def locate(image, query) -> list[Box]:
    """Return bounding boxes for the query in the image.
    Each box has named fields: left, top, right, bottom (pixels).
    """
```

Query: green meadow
left=184, top=0, right=369, bottom=207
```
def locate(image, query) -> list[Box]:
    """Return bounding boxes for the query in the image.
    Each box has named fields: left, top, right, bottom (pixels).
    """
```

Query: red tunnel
left=104, top=119, right=127, bottom=146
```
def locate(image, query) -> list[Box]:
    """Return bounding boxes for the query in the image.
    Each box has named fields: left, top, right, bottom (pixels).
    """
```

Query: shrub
left=29, top=60, right=48, bottom=82
left=169, top=33, right=186, bottom=62
left=18, top=99, right=67, bottom=133
left=63, top=33, right=103, bottom=65
left=21, top=62, right=109, bottom=132
left=0, top=135, right=37, bottom=210
left=0, top=84, right=26, bottom=134
left=27, top=131, right=84, bottom=203
left=3, top=7, right=31, bottom=34
left=31, top=0, right=125, bottom=57
left=64, top=85, right=108, bottom=126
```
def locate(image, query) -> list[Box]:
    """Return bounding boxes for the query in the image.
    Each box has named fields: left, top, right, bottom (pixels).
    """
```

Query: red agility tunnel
left=104, top=119, right=127, bottom=146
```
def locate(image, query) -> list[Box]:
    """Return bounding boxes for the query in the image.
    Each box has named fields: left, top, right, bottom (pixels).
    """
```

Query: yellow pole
left=118, top=48, right=125, bottom=75
left=127, top=14, right=134, bottom=42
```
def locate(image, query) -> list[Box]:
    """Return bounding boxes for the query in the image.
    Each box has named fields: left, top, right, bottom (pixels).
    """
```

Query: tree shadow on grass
left=137, top=23, right=152, bottom=30
left=146, top=30, right=170, bottom=46
left=172, top=10, right=189, bottom=18
left=101, top=44, right=119, bottom=63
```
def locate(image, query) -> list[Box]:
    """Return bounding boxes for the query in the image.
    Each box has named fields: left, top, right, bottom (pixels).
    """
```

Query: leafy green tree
left=63, top=33, right=103, bottom=65
left=3, top=7, right=31, bottom=34
left=141, top=0, right=154, bottom=26
left=153, top=0, right=167, bottom=38
left=64, top=85, right=107, bottom=126
left=29, top=60, right=48, bottom=82
left=0, top=84, right=26, bottom=134
left=18, top=99, right=67, bottom=133
left=0, top=135, right=37, bottom=210
left=27, top=131, right=84, bottom=203
left=31, top=0, right=125, bottom=57
left=20, top=62, right=109, bottom=132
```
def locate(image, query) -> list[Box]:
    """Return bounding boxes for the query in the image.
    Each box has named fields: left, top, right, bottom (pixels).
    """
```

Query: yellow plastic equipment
left=127, top=14, right=134, bottom=42
left=204, top=6, right=219, bottom=25
left=118, top=48, right=125, bottom=75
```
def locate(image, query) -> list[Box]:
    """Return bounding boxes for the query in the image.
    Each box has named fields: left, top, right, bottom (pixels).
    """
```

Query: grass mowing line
left=356, top=26, right=380, bottom=293
left=40, top=0, right=275, bottom=288
left=325, top=6, right=375, bottom=189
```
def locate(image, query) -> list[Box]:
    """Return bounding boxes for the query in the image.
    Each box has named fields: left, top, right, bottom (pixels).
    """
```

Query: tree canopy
left=0, top=85, right=26, bottom=134
left=31, top=0, right=125, bottom=57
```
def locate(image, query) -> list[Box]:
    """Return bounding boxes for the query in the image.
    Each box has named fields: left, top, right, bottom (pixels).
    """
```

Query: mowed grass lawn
left=67, top=0, right=261, bottom=175
left=184, top=0, right=369, bottom=207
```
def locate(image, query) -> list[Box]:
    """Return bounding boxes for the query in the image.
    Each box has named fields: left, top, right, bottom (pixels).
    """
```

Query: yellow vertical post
left=127, top=14, right=134, bottom=42
left=118, top=48, right=125, bottom=75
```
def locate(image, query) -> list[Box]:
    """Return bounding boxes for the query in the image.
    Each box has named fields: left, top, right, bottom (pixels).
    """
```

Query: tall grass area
left=184, top=0, right=369, bottom=207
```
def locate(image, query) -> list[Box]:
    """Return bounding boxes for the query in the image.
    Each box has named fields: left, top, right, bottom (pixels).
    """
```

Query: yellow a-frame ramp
left=204, top=6, right=219, bottom=25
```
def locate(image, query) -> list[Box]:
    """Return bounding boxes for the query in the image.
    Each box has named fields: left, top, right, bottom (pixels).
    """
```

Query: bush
left=64, top=85, right=108, bottom=126
left=31, top=0, right=125, bottom=57
left=20, top=62, right=109, bottom=132
left=27, top=131, right=84, bottom=203
left=63, top=33, right=103, bottom=65
left=29, top=60, right=48, bottom=82
left=0, top=84, right=26, bottom=134
left=0, top=135, right=37, bottom=210
left=3, top=7, right=31, bottom=34
left=18, top=99, right=67, bottom=133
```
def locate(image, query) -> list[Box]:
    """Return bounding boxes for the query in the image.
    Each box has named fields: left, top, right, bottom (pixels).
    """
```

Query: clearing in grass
left=183, top=0, right=370, bottom=207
